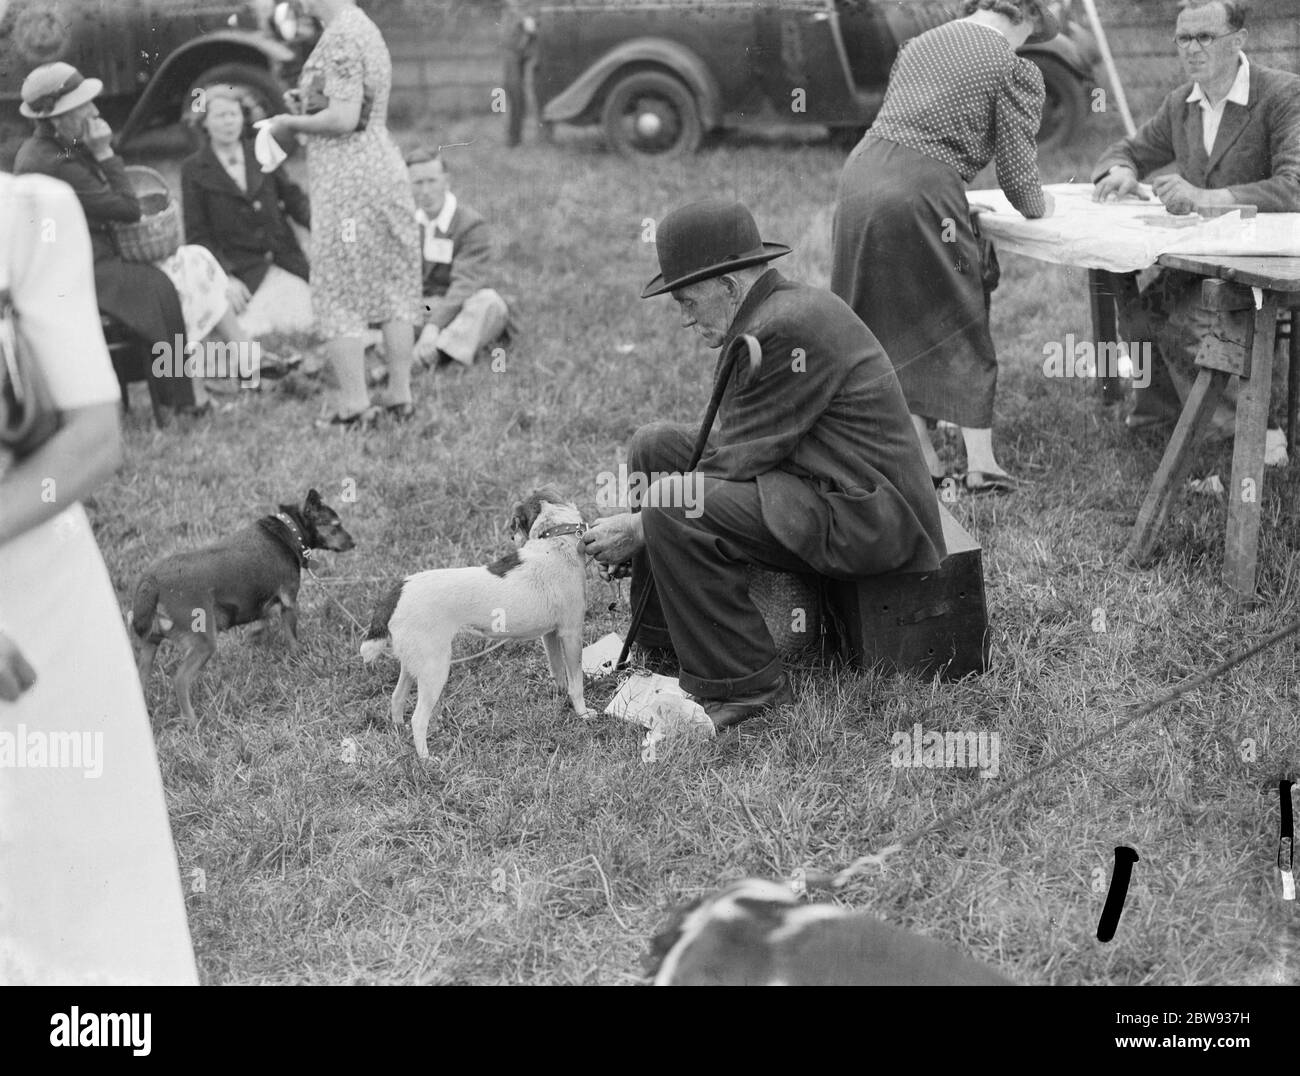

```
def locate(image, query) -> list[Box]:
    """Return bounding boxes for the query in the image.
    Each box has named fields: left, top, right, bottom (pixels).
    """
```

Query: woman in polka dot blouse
left=831, top=0, right=1058, bottom=494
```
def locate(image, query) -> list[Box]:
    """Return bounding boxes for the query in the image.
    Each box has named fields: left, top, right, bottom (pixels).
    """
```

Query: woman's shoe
left=384, top=400, right=415, bottom=422
left=315, top=405, right=380, bottom=429
left=963, top=470, right=1023, bottom=495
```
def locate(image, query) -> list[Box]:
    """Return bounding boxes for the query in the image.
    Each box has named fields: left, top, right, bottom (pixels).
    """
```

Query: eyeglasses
left=1173, top=31, right=1236, bottom=50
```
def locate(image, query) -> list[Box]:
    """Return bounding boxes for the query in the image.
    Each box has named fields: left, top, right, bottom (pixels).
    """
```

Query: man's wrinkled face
left=408, top=158, right=450, bottom=217
left=1175, top=3, right=1244, bottom=86
left=672, top=277, right=734, bottom=348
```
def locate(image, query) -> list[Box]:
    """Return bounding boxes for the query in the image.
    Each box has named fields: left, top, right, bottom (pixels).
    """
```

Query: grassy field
left=101, top=114, right=1300, bottom=986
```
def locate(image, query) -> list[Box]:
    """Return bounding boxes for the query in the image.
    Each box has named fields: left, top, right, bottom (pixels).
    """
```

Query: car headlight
left=273, top=1, right=299, bottom=42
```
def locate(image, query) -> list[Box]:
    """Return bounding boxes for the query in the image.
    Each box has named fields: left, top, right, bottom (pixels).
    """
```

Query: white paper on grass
left=604, top=671, right=710, bottom=731
left=581, top=632, right=625, bottom=676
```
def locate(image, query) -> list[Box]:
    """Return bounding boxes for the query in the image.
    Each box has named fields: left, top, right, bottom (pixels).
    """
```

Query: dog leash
left=305, top=566, right=514, bottom=666
left=616, top=333, right=760, bottom=670
left=828, top=612, right=1300, bottom=891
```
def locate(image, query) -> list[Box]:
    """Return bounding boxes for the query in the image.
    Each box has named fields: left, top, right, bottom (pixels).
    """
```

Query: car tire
left=183, top=63, right=289, bottom=148
left=1029, top=56, right=1087, bottom=151
left=600, top=69, right=703, bottom=158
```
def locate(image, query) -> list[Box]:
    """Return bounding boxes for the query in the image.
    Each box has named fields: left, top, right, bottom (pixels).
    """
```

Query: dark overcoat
left=701, top=269, right=946, bottom=579
left=181, top=139, right=311, bottom=292
left=13, top=129, right=185, bottom=344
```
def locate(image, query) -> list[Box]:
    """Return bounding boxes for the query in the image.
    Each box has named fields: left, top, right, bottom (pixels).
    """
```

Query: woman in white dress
left=0, top=170, right=197, bottom=984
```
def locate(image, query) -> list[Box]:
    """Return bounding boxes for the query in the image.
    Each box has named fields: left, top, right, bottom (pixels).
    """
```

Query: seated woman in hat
left=13, top=64, right=267, bottom=410
left=181, top=85, right=314, bottom=339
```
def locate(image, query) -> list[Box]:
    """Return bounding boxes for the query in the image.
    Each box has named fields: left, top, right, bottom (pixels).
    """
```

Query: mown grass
left=97, top=114, right=1300, bottom=985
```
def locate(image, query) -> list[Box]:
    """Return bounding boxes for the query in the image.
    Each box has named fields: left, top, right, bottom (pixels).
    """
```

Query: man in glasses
left=1090, top=0, right=1300, bottom=444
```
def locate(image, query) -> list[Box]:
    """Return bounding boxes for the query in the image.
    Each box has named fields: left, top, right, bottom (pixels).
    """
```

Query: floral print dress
left=299, top=4, right=420, bottom=337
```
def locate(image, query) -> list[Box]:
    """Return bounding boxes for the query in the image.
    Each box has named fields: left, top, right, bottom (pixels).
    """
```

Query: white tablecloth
left=966, top=183, right=1300, bottom=273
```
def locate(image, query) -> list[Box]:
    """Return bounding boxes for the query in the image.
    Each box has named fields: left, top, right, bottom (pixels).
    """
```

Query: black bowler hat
left=641, top=199, right=791, bottom=299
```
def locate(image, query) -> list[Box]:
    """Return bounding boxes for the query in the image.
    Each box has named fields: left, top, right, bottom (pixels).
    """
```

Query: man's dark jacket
left=1092, top=62, right=1300, bottom=212
left=702, top=269, right=945, bottom=579
left=181, top=139, right=311, bottom=292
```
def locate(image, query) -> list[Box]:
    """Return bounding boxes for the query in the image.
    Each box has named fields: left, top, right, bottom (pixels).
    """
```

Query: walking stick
left=614, top=333, right=760, bottom=671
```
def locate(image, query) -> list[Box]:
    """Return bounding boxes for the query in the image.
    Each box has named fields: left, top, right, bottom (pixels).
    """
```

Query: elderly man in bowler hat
left=583, top=199, right=946, bottom=730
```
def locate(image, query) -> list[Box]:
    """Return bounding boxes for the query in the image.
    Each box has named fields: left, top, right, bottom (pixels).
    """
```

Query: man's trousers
left=627, top=422, right=817, bottom=699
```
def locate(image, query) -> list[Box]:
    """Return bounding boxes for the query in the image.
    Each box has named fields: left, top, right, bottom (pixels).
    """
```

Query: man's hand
left=582, top=512, right=645, bottom=569
left=414, top=324, right=441, bottom=367
left=0, top=631, right=37, bottom=703
left=1093, top=165, right=1140, bottom=203
left=85, top=117, right=115, bottom=161
left=226, top=277, right=252, bottom=315
left=1151, top=173, right=1207, bottom=215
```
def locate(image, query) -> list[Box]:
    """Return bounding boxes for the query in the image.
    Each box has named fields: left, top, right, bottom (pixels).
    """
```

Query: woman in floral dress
left=264, top=0, right=421, bottom=425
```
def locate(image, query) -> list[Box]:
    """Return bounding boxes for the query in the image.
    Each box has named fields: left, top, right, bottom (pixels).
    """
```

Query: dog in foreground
left=132, top=489, right=355, bottom=725
left=645, top=878, right=1015, bottom=985
left=360, top=487, right=590, bottom=758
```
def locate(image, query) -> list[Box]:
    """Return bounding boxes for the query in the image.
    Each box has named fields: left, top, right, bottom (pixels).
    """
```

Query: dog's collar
left=257, top=512, right=312, bottom=567
left=536, top=522, right=588, bottom=540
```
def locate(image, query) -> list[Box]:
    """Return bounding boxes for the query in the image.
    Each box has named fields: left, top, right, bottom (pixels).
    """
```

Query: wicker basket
left=110, top=166, right=182, bottom=263
left=745, top=566, right=823, bottom=658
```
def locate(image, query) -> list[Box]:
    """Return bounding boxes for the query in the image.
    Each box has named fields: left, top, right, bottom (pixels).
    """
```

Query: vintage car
left=0, top=0, right=317, bottom=165
left=534, top=0, right=1100, bottom=156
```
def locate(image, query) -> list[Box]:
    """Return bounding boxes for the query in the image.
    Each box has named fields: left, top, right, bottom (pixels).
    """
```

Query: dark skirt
left=94, top=257, right=186, bottom=345
left=830, top=136, right=997, bottom=428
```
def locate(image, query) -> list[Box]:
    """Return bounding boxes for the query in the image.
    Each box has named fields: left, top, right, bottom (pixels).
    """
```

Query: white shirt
left=1187, top=53, right=1251, bottom=156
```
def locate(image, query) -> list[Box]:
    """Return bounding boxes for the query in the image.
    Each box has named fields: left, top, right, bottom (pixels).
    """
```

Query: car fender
left=1019, top=36, right=1095, bottom=82
left=116, top=31, right=295, bottom=146
left=541, top=38, right=722, bottom=128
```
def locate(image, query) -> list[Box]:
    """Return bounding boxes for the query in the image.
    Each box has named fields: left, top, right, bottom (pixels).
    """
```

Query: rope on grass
left=830, top=612, right=1300, bottom=891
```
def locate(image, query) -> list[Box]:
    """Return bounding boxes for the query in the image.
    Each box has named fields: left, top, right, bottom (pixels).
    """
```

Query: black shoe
left=699, top=673, right=794, bottom=731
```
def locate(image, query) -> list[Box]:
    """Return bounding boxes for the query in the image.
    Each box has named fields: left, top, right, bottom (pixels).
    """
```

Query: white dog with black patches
left=360, top=488, right=590, bottom=758
left=646, top=878, right=1015, bottom=986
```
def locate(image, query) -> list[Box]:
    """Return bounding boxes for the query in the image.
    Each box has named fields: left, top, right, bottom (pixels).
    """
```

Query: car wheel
left=600, top=70, right=702, bottom=158
left=183, top=63, right=289, bottom=147
left=1030, top=56, right=1087, bottom=150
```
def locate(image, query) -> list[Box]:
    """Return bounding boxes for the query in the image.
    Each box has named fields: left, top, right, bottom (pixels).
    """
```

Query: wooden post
left=1224, top=294, right=1280, bottom=602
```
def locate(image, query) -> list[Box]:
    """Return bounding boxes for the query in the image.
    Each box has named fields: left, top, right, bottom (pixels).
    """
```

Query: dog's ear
left=529, top=485, right=567, bottom=508
left=508, top=499, right=532, bottom=547
left=640, top=896, right=706, bottom=980
left=306, top=488, right=322, bottom=507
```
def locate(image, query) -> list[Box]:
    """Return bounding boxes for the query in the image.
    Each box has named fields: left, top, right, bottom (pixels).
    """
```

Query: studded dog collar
left=257, top=511, right=312, bottom=567
left=536, top=522, right=589, bottom=540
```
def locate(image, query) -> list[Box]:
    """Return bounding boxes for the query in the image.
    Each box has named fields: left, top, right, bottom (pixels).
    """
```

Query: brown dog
left=132, top=489, right=355, bottom=725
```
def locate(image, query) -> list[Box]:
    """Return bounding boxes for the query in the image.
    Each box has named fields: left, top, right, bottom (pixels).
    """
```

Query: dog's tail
left=359, top=579, right=404, bottom=663
left=129, top=574, right=160, bottom=639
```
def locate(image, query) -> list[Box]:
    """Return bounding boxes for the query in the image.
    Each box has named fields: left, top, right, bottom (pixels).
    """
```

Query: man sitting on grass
left=406, top=148, right=512, bottom=369
left=1091, top=0, right=1300, bottom=458
left=582, top=199, right=945, bottom=733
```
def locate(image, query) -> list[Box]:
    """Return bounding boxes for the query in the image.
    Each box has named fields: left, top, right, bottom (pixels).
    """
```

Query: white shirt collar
left=1187, top=52, right=1251, bottom=107
left=417, top=191, right=458, bottom=233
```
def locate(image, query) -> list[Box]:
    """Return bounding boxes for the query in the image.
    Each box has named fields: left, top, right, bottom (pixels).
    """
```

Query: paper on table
left=966, top=183, right=1300, bottom=272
